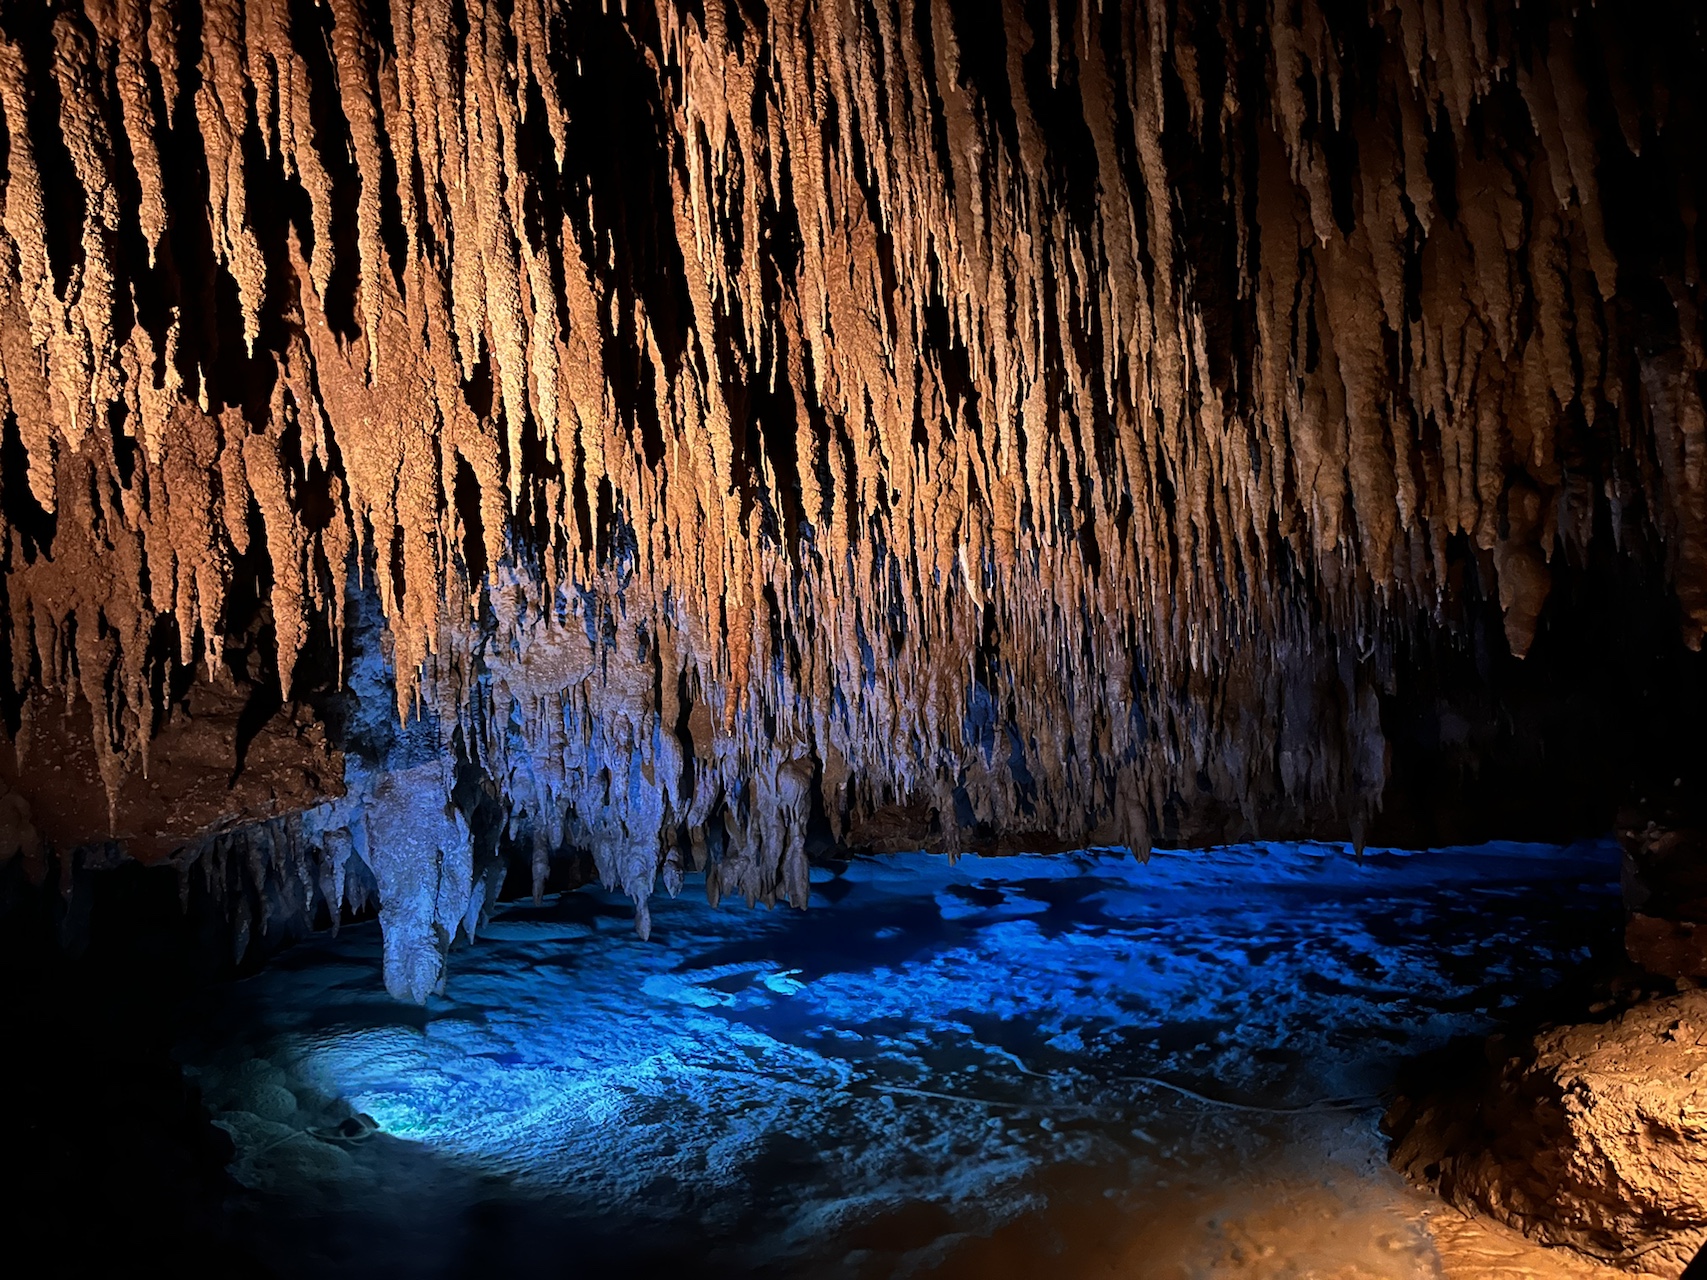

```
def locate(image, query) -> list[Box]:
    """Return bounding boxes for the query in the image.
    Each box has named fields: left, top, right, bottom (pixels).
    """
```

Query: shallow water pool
left=178, top=840, right=1621, bottom=1278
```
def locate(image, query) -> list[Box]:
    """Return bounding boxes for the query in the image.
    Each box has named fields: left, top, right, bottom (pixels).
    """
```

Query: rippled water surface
left=178, top=840, right=1621, bottom=1278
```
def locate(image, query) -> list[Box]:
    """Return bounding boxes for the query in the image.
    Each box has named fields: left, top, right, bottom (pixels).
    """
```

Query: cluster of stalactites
left=0, top=0, right=1704, bottom=927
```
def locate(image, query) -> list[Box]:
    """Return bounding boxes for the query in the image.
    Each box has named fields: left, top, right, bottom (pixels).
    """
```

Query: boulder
left=1387, top=993, right=1707, bottom=1275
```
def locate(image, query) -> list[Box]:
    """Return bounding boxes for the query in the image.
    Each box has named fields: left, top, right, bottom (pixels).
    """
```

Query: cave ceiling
left=0, top=0, right=1704, bottom=993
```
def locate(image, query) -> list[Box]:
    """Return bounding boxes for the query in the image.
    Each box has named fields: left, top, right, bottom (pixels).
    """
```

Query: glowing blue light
left=184, top=839, right=1620, bottom=1271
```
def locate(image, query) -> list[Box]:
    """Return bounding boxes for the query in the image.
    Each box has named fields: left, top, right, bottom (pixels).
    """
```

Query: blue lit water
left=179, top=840, right=1621, bottom=1278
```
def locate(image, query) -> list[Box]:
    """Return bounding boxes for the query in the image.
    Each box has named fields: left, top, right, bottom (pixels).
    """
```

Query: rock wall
left=2, top=0, right=1707, bottom=991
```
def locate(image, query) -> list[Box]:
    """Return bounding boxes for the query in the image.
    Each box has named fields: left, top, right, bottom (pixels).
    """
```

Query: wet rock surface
left=178, top=840, right=1620, bottom=1278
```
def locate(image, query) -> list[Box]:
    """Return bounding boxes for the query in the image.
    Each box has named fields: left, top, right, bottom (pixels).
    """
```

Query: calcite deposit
left=0, top=0, right=1704, bottom=993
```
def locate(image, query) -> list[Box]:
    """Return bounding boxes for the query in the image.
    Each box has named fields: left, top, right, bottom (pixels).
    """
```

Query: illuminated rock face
left=0, top=0, right=1705, bottom=990
left=1388, top=990, right=1707, bottom=1273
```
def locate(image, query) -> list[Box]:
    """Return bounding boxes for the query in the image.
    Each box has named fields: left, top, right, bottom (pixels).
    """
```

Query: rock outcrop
left=1386, top=992, right=1707, bottom=1275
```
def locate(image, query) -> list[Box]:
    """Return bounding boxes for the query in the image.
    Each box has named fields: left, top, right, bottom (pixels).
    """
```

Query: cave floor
left=178, top=841, right=1627, bottom=1279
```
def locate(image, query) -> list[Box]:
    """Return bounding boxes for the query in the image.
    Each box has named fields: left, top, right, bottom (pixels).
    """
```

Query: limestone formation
left=0, top=0, right=1704, bottom=992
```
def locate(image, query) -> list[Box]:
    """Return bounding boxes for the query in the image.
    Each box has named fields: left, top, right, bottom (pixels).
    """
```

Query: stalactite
left=0, top=0, right=1705, bottom=997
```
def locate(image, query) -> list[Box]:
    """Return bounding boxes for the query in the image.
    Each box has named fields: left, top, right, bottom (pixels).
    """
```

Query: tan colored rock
left=1426, top=1209, right=1626, bottom=1280
left=0, top=677, right=344, bottom=865
left=1389, top=993, right=1707, bottom=1275
left=0, top=0, right=1702, bottom=924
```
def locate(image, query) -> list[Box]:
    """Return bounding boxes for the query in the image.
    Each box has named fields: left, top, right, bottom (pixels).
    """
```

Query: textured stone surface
left=1388, top=992, right=1707, bottom=1275
left=0, top=0, right=1704, bottom=934
left=0, top=679, right=342, bottom=867
left=1424, top=1211, right=1624, bottom=1280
